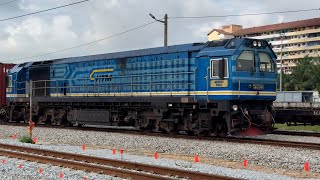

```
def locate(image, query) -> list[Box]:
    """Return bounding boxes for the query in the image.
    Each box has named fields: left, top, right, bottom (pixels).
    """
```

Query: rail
left=0, top=143, right=239, bottom=180
left=11, top=71, right=197, bottom=98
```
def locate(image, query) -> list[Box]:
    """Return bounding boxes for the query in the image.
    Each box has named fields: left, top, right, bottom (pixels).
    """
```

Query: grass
left=19, top=136, right=35, bottom=144
left=274, top=123, right=320, bottom=132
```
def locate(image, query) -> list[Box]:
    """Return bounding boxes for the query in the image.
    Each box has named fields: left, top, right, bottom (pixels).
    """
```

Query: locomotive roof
left=14, top=38, right=235, bottom=69
left=52, top=42, right=208, bottom=64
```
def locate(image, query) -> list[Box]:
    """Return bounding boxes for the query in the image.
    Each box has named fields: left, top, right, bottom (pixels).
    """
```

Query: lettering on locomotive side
left=210, top=80, right=228, bottom=87
left=89, top=69, right=114, bottom=80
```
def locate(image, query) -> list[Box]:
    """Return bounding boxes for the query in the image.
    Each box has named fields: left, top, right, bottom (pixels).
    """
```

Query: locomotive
left=4, top=38, right=277, bottom=135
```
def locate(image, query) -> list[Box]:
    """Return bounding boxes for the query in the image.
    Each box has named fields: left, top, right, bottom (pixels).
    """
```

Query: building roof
left=207, top=29, right=233, bottom=36
left=233, top=17, right=320, bottom=36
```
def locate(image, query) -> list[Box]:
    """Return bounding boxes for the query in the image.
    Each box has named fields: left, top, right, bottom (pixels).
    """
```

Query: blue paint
left=7, top=38, right=277, bottom=102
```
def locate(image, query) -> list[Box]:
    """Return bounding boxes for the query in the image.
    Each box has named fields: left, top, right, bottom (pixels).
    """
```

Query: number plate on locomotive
left=314, top=111, right=320, bottom=116
left=248, top=84, right=264, bottom=90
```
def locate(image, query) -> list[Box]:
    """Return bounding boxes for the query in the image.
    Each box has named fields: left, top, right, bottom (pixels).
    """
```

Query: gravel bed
left=0, top=155, right=122, bottom=180
left=0, top=139, right=309, bottom=180
left=0, top=125, right=320, bottom=179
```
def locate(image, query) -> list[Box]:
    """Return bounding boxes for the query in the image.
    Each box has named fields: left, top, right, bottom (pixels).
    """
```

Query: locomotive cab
left=195, top=38, right=277, bottom=135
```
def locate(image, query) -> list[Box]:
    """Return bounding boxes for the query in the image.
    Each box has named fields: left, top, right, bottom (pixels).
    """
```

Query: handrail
left=206, top=67, right=210, bottom=102
left=238, top=80, right=241, bottom=99
left=12, top=71, right=197, bottom=98
left=193, top=68, right=197, bottom=101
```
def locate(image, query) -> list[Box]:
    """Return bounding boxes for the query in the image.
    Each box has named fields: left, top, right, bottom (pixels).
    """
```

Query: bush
left=20, top=136, right=35, bottom=144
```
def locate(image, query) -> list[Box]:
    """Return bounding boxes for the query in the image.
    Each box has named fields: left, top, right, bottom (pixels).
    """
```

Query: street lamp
left=279, top=32, right=285, bottom=92
left=149, top=13, right=168, bottom=47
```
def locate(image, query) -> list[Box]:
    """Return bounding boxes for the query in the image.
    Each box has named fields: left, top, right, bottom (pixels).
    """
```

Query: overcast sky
left=0, top=0, right=319, bottom=64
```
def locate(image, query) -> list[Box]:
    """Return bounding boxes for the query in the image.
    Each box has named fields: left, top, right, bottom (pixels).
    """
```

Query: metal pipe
left=193, top=68, right=197, bottom=101
left=131, top=76, right=133, bottom=96
left=29, top=80, right=32, bottom=123
left=206, top=67, right=209, bottom=102
left=150, top=74, right=152, bottom=96
left=279, top=33, right=284, bottom=91
left=170, top=74, right=173, bottom=96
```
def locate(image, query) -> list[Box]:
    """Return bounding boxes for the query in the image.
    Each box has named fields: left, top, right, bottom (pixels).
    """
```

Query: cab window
left=210, top=58, right=228, bottom=78
left=259, top=52, right=275, bottom=72
left=236, top=51, right=254, bottom=71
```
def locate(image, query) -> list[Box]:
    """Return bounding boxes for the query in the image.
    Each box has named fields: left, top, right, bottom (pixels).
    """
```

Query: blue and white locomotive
left=6, top=38, right=277, bottom=135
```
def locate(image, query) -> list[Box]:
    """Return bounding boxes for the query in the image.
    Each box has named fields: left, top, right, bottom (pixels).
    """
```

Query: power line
left=0, top=0, right=17, bottom=6
left=0, top=0, right=89, bottom=22
left=2, top=7, right=319, bottom=63
left=170, top=8, right=320, bottom=19
left=4, top=20, right=158, bottom=63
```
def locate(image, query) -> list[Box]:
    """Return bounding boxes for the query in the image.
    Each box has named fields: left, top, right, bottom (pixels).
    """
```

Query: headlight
left=253, top=41, right=257, bottom=47
left=257, top=41, right=262, bottom=47
left=232, top=105, right=238, bottom=111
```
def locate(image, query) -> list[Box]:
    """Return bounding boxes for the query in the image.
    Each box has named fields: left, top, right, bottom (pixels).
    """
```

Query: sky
left=0, top=0, right=319, bottom=64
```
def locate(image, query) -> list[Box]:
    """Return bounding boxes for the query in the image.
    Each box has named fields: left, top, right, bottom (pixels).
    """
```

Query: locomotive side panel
left=5, top=38, right=278, bottom=135
left=50, top=52, right=196, bottom=97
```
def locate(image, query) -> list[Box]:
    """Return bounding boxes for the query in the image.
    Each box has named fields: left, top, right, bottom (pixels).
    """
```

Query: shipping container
left=0, top=63, right=15, bottom=107
left=275, top=91, right=315, bottom=102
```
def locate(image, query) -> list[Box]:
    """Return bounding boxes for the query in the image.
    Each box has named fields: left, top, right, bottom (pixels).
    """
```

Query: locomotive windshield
left=236, top=51, right=254, bottom=71
left=259, top=52, right=275, bottom=72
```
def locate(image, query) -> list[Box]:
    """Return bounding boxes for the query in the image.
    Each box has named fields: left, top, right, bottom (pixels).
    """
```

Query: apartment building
left=207, top=18, right=320, bottom=74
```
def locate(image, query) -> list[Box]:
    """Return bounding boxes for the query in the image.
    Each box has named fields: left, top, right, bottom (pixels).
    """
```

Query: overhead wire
left=1, top=7, right=320, bottom=63
left=170, top=8, right=320, bottom=19
left=0, top=0, right=17, bottom=6
left=3, top=20, right=158, bottom=63
left=0, top=0, right=89, bottom=22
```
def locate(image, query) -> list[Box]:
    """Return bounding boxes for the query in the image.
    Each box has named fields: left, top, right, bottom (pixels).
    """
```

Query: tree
left=279, top=55, right=320, bottom=91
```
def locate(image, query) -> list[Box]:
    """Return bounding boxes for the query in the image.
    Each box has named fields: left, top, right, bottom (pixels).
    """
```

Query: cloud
left=0, top=15, right=78, bottom=61
left=0, top=0, right=318, bottom=63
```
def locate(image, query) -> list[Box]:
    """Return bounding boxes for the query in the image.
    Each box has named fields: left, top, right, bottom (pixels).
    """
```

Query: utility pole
left=279, top=33, right=285, bottom=92
left=164, top=14, right=168, bottom=47
left=149, top=13, right=168, bottom=47
left=29, top=80, right=34, bottom=140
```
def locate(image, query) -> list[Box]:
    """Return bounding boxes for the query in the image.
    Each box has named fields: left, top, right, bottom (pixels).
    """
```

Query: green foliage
left=275, top=123, right=320, bottom=132
left=20, top=136, right=35, bottom=144
left=278, top=56, right=320, bottom=91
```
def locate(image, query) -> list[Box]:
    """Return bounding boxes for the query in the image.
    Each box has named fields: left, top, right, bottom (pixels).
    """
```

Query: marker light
left=253, top=41, right=257, bottom=47
left=258, top=41, right=262, bottom=47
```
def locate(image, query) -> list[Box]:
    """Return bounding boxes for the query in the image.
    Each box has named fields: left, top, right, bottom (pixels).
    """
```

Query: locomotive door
left=29, top=66, right=50, bottom=97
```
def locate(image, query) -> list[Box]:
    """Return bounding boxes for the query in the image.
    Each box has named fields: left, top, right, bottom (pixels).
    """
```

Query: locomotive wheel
left=197, top=130, right=210, bottom=137
left=140, top=126, right=153, bottom=133
left=160, top=127, right=178, bottom=135
left=78, top=124, right=84, bottom=127
left=186, top=130, right=195, bottom=136
left=0, top=109, right=6, bottom=116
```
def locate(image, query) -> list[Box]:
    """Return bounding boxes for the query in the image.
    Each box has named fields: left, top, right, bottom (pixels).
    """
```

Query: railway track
left=271, top=130, right=320, bottom=137
left=0, top=143, right=239, bottom=180
left=2, top=122, right=320, bottom=151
